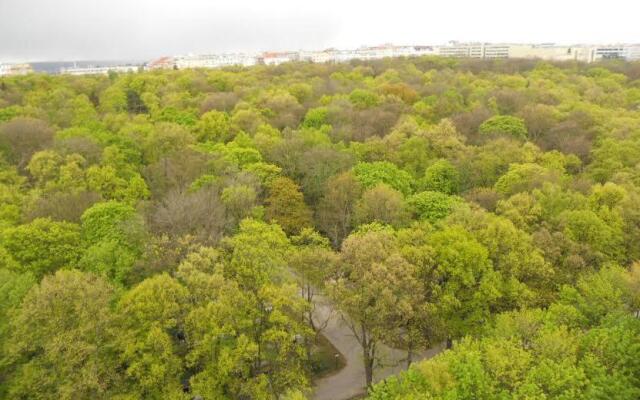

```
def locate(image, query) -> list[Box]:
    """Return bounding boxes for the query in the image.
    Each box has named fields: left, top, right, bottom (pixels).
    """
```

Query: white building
left=260, top=52, right=298, bottom=65
left=60, top=65, right=139, bottom=75
left=0, top=63, right=34, bottom=76
left=299, top=49, right=337, bottom=63
left=298, top=45, right=436, bottom=65
left=625, top=45, right=640, bottom=61
left=436, top=42, right=485, bottom=58
left=175, top=53, right=257, bottom=69
left=435, top=42, right=629, bottom=63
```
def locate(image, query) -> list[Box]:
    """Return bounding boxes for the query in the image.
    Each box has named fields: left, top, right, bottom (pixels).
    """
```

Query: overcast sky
left=1, top=0, right=639, bottom=62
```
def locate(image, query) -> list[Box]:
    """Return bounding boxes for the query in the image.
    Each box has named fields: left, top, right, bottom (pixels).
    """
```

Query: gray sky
left=1, top=0, right=639, bottom=62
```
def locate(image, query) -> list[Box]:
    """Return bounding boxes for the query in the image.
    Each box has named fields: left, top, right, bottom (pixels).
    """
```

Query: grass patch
left=310, top=333, right=346, bottom=379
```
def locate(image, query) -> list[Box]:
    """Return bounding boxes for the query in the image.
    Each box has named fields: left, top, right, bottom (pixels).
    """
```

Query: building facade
left=0, top=63, right=34, bottom=76
left=59, top=65, right=139, bottom=75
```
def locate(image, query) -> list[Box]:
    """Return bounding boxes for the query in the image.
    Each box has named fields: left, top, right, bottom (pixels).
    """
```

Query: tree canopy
left=1, top=56, right=640, bottom=399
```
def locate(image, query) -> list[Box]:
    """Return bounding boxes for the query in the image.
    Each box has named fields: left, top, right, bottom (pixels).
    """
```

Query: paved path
left=311, top=295, right=445, bottom=400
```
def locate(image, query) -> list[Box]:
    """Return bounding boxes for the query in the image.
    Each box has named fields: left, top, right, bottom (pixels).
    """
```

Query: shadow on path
left=311, top=295, right=445, bottom=400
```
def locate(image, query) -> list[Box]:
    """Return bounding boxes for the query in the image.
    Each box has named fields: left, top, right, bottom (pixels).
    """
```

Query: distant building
left=435, top=42, right=619, bottom=63
left=260, top=52, right=299, bottom=65
left=146, top=56, right=175, bottom=70
left=436, top=42, right=486, bottom=58
left=625, top=45, right=640, bottom=61
left=60, top=65, right=139, bottom=75
left=590, top=45, right=626, bottom=61
left=509, top=44, right=592, bottom=62
left=298, top=45, right=435, bottom=65
left=299, top=49, right=337, bottom=63
left=175, top=53, right=257, bottom=69
left=0, top=63, right=34, bottom=76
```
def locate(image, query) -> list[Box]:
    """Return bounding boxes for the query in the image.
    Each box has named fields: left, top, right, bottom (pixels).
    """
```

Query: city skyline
left=2, top=40, right=640, bottom=66
left=1, top=0, right=639, bottom=62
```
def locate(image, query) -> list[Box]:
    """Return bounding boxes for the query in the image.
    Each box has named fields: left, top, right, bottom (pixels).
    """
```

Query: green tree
left=196, top=110, right=234, bottom=142
left=328, top=226, right=421, bottom=387
left=223, top=219, right=292, bottom=291
left=407, top=191, right=462, bottom=223
left=479, top=115, right=528, bottom=140
left=2, top=218, right=82, bottom=278
left=419, top=159, right=461, bottom=194
left=115, top=274, right=189, bottom=399
left=317, top=171, right=362, bottom=248
left=355, top=184, right=408, bottom=227
left=353, top=161, right=413, bottom=196
left=79, top=201, right=146, bottom=283
left=265, top=177, right=313, bottom=235
left=4, top=270, right=119, bottom=399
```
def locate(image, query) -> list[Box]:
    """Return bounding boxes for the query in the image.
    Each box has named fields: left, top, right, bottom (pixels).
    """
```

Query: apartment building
left=60, top=65, right=139, bottom=75
left=175, top=53, right=257, bottom=69
left=625, top=45, right=640, bottom=61
left=0, top=63, right=34, bottom=76
left=146, top=56, right=175, bottom=70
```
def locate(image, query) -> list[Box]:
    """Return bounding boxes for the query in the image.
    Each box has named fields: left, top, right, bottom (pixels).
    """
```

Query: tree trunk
left=406, top=342, right=413, bottom=369
left=361, top=324, right=375, bottom=388
left=364, top=352, right=374, bottom=388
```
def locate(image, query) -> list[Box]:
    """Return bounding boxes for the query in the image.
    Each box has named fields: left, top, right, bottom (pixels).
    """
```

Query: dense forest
left=0, top=56, right=639, bottom=400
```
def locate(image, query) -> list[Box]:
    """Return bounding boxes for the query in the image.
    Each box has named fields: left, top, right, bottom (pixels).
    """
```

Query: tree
left=427, top=226, right=501, bottom=338
left=494, top=163, right=560, bottom=197
left=290, top=229, right=339, bottom=330
left=149, top=187, right=226, bottom=244
left=223, top=218, right=292, bottom=292
left=0, top=268, right=35, bottom=349
left=4, top=270, right=119, bottom=399
left=419, top=159, right=461, bottom=194
left=355, top=184, right=408, bottom=227
left=0, top=117, right=54, bottom=169
left=265, top=177, right=313, bottom=236
left=221, top=184, right=258, bottom=229
left=2, top=218, right=82, bottom=278
left=317, top=171, right=362, bottom=248
left=196, top=110, right=234, bottom=142
left=328, top=226, right=421, bottom=387
left=80, top=201, right=146, bottom=283
left=115, top=274, right=189, bottom=398
left=407, top=191, right=462, bottom=223
left=479, top=115, right=528, bottom=140
left=352, top=161, right=413, bottom=196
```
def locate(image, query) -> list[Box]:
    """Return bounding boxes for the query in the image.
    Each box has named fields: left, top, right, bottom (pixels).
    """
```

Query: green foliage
left=196, top=110, right=234, bottom=142
left=353, top=161, right=414, bottom=196
left=265, top=177, right=313, bottom=235
left=2, top=218, right=81, bottom=277
left=349, top=89, right=380, bottom=108
left=419, top=159, right=461, bottom=194
left=223, top=219, right=292, bottom=291
left=80, top=201, right=145, bottom=283
left=369, top=263, right=640, bottom=398
left=4, top=270, right=118, bottom=399
left=302, top=106, right=329, bottom=129
left=407, top=191, right=462, bottom=223
left=3, top=55, right=640, bottom=400
left=479, top=115, right=528, bottom=139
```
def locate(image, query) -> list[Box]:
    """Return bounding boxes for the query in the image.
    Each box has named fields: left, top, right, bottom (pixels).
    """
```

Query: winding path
left=311, top=295, right=445, bottom=400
